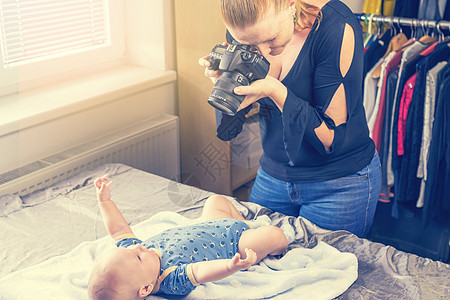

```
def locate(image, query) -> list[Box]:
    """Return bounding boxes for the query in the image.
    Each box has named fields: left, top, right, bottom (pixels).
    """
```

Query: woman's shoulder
left=319, top=0, right=359, bottom=25
left=321, top=0, right=355, bottom=16
left=314, top=0, right=361, bottom=37
left=305, top=1, right=362, bottom=63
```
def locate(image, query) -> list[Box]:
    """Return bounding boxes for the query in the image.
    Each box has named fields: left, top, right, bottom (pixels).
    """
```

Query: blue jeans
left=249, top=152, right=382, bottom=237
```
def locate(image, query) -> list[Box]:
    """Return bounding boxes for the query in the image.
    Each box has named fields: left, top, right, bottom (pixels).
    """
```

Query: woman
left=199, top=0, right=381, bottom=238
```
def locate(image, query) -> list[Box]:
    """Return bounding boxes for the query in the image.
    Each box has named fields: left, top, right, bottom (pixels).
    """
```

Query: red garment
left=397, top=74, right=417, bottom=156
left=420, top=41, right=438, bottom=56
left=395, top=41, right=437, bottom=156
left=372, top=50, right=403, bottom=153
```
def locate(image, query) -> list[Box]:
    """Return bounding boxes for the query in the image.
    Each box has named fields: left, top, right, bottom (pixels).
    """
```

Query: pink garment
left=372, top=50, right=403, bottom=153
left=397, top=74, right=417, bottom=156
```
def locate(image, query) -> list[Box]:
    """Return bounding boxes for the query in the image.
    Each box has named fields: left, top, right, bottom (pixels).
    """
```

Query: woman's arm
left=234, top=75, right=334, bottom=152
left=234, top=24, right=357, bottom=155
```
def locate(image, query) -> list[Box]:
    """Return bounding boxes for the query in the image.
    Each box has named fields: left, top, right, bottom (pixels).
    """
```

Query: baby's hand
left=228, top=248, right=257, bottom=272
left=94, top=174, right=113, bottom=202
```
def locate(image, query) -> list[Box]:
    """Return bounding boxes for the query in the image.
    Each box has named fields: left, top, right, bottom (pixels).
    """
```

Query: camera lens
left=207, top=72, right=249, bottom=116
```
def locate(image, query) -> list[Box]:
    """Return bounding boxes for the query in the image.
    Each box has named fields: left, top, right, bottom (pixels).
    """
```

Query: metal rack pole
left=355, top=13, right=450, bottom=32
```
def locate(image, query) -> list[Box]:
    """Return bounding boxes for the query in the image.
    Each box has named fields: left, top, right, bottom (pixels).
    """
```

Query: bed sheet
left=0, top=163, right=210, bottom=278
left=0, top=211, right=359, bottom=300
left=0, top=163, right=449, bottom=299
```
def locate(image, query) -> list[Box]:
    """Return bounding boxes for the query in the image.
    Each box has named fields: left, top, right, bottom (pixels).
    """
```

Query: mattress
left=0, top=163, right=449, bottom=299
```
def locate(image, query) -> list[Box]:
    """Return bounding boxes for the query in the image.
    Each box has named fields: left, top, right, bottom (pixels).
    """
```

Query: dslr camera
left=207, top=42, right=270, bottom=116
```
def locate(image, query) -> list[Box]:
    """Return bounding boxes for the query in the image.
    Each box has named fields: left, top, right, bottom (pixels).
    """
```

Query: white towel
left=188, top=241, right=358, bottom=300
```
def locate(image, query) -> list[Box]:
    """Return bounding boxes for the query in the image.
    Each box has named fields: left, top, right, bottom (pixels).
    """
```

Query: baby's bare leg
left=238, top=225, right=288, bottom=263
left=199, top=194, right=245, bottom=222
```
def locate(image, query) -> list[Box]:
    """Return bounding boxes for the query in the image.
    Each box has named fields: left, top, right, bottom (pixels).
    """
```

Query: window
left=0, top=0, right=110, bottom=67
left=0, top=0, right=125, bottom=95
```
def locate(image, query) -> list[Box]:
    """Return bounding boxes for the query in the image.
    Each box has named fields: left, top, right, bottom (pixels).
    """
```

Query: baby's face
left=105, top=245, right=161, bottom=294
left=89, top=245, right=161, bottom=299
left=120, top=244, right=161, bottom=284
left=126, top=243, right=161, bottom=282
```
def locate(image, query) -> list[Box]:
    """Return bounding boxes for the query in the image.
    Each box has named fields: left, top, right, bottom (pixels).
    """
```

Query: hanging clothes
left=423, top=63, right=450, bottom=224
left=383, top=0, right=397, bottom=16
left=386, top=41, right=431, bottom=188
left=367, top=33, right=408, bottom=135
left=363, top=0, right=397, bottom=16
left=418, top=0, right=445, bottom=20
left=397, top=42, right=450, bottom=206
left=378, top=63, right=400, bottom=202
left=367, top=51, right=397, bottom=134
left=360, top=12, right=450, bottom=223
left=371, top=32, right=408, bottom=79
left=363, top=30, right=392, bottom=84
left=372, top=50, right=404, bottom=153
left=442, top=0, right=450, bottom=21
left=364, top=0, right=383, bottom=16
left=390, top=42, right=438, bottom=216
left=397, top=74, right=417, bottom=156
left=393, top=0, right=421, bottom=18
left=364, top=59, right=384, bottom=122
left=416, top=61, right=448, bottom=208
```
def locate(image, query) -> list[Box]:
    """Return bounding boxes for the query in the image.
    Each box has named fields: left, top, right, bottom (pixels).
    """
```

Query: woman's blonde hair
left=219, top=0, right=321, bottom=30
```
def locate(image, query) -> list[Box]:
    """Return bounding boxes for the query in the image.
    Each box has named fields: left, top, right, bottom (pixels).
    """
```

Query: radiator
left=0, top=114, right=180, bottom=197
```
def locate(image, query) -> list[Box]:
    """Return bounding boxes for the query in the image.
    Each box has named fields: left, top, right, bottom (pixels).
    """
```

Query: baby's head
left=88, top=244, right=161, bottom=300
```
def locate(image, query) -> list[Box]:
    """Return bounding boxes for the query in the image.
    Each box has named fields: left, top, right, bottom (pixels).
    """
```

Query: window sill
left=0, top=65, right=177, bottom=137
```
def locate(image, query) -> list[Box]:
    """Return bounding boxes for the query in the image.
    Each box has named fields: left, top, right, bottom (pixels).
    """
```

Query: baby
left=88, top=174, right=288, bottom=299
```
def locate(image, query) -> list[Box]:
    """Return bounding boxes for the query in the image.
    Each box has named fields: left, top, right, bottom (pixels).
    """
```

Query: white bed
left=0, top=163, right=449, bottom=299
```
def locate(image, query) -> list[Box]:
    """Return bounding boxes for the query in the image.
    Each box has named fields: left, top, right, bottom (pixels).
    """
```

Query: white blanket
left=0, top=212, right=357, bottom=300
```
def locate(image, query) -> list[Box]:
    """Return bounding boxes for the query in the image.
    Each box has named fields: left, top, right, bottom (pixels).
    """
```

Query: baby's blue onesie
left=116, top=218, right=250, bottom=295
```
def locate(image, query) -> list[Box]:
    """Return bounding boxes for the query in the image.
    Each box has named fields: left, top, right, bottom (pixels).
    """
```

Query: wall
left=175, top=0, right=234, bottom=194
left=0, top=0, right=178, bottom=175
left=341, top=0, right=364, bottom=13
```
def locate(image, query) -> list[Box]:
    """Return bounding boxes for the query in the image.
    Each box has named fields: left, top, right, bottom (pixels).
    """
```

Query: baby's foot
left=280, top=222, right=296, bottom=244
left=247, top=214, right=271, bottom=228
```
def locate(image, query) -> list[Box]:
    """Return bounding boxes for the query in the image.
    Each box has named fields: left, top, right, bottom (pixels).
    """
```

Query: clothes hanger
left=389, top=18, right=397, bottom=37
left=363, top=13, right=370, bottom=28
left=368, top=13, right=374, bottom=35
left=436, top=22, right=450, bottom=46
left=410, top=19, right=416, bottom=40
left=374, top=16, right=384, bottom=40
left=397, top=17, right=403, bottom=36
left=419, top=20, right=436, bottom=44
left=435, top=21, right=445, bottom=43
left=363, top=14, right=374, bottom=46
left=372, top=19, right=409, bottom=79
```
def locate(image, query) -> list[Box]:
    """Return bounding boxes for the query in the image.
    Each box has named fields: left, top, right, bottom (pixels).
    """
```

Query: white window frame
left=0, top=0, right=125, bottom=96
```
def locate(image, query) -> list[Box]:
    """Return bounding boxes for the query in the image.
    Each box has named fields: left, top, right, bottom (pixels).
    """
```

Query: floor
left=367, top=201, right=450, bottom=263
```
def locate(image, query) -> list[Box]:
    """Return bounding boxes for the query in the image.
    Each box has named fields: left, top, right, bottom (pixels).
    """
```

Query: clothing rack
left=355, top=13, right=450, bottom=33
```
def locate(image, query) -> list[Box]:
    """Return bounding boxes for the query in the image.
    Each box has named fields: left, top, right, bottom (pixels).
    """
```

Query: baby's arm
left=190, top=248, right=257, bottom=284
left=95, top=174, right=132, bottom=239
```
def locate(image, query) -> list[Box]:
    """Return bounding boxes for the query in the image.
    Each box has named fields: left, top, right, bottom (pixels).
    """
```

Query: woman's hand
left=234, top=75, right=288, bottom=112
left=199, top=42, right=229, bottom=84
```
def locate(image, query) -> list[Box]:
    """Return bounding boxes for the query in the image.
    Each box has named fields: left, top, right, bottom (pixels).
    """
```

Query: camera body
left=207, top=42, right=270, bottom=116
